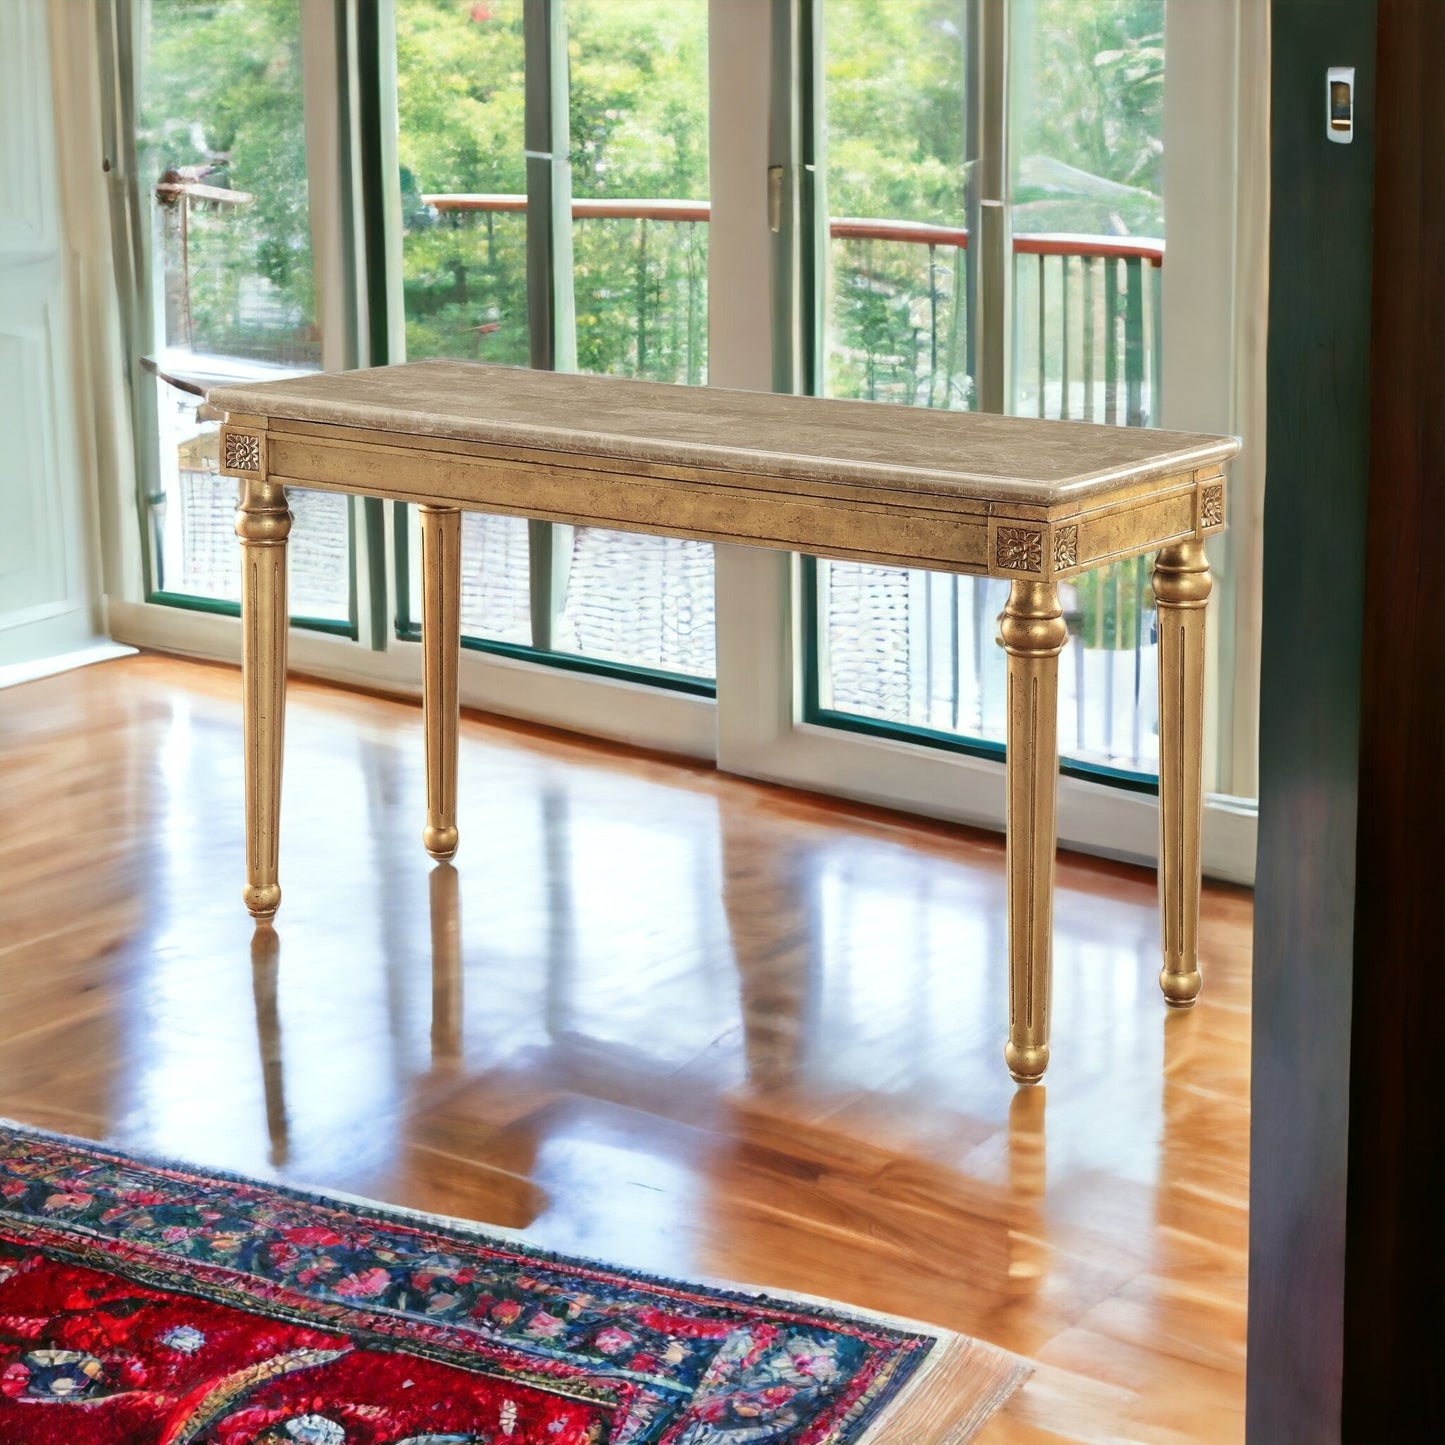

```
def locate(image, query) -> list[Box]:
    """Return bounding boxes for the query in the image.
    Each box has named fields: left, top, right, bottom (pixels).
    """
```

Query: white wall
left=0, top=0, right=111, bottom=677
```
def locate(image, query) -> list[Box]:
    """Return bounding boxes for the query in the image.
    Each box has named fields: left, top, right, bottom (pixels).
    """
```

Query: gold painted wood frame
left=213, top=363, right=1236, bottom=1082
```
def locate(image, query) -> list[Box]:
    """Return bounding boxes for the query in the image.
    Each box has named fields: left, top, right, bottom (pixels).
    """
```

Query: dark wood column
left=1249, top=2, right=1377, bottom=1439
left=1254, top=1, right=1445, bottom=1437
left=1343, top=0, right=1445, bottom=1435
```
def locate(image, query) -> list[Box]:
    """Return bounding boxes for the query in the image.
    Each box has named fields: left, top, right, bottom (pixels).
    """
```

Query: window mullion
left=98, top=0, right=162, bottom=600
left=974, top=0, right=1011, bottom=416
left=767, top=0, right=821, bottom=397
left=523, top=0, right=575, bottom=654
left=712, top=0, right=799, bottom=779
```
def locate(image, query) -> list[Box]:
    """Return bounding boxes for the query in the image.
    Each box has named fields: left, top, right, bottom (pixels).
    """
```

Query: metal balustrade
left=156, top=186, right=1165, bottom=767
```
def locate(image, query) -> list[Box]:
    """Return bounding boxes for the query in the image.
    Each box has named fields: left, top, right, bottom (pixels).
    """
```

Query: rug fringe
left=859, top=1334, right=1032, bottom=1444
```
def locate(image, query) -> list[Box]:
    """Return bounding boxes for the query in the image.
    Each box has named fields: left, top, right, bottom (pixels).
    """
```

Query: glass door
left=393, top=0, right=713, bottom=687
left=557, top=0, right=713, bottom=680
left=1009, top=0, right=1165, bottom=772
left=809, top=0, right=979, bottom=749
left=134, top=0, right=353, bottom=633
left=807, top=0, right=1169, bottom=781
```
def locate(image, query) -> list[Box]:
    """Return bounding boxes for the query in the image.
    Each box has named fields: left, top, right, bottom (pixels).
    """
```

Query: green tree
left=140, top=0, right=1164, bottom=389
left=395, top=0, right=709, bottom=380
left=395, top=0, right=531, bottom=364
left=566, top=0, right=708, bottom=380
left=824, top=0, right=970, bottom=225
left=822, top=0, right=1164, bottom=407
left=823, top=0, right=969, bottom=406
left=1013, top=0, right=1164, bottom=234
left=140, top=0, right=317, bottom=363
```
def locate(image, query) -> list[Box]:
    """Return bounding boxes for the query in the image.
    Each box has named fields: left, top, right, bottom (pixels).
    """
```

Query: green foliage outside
left=822, top=0, right=967, bottom=406
left=137, top=0, right=1164, bottom=656
left=138, top=0, right=1163, bottom=400
left=822, top=0, right=1163, bottom=408
left=1013, top=0, right=1164, bottom=235
left=1013, top=0, right=1164, bottom=654
left=396, top=0, right=708, bottom=379
left=139, top=0, right=318, bottom=365
left=395, top=0, right=530, bottom=366
left=567, top=0, right=709, bottom=381
left=397, top=0, right=1163, bottom=399
left=824, top=0, right=970, bottom=226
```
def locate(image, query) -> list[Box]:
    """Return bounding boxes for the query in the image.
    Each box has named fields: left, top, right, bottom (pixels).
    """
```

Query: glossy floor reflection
left=0, top=655, right=1251, bottom=1442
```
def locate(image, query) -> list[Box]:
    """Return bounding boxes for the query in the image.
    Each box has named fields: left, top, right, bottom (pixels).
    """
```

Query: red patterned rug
left=0, top=1122, right=1026, bottom=1443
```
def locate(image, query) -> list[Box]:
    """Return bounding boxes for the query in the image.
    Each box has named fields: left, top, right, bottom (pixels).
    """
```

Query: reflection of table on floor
left=210, top=362, right=1236, bottom=1084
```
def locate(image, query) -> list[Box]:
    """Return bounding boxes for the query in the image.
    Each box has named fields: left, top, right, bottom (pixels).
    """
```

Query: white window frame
left=711, top=0, right=1262, bottom=885
left=106, top=0, right=1263, bottom=883
left=107, top=0, right=719, bottom=760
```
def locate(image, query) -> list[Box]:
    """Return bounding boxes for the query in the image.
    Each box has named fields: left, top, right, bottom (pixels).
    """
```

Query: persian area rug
left=0, top=1122, right=1027, bottom=1444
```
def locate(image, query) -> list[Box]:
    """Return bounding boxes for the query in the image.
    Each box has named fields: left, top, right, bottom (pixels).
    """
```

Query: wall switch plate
left=1328, top=67, right=1355, bottom=143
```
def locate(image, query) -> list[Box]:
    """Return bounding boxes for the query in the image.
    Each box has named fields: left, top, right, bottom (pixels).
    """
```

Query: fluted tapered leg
left=236, top=476, right=292, bottom=918
left=420, top=504, right=462, bottom=860
left=1000, top=580, right=1068, bottom=1085
left=1153, top=540, right=1211, bottom=1007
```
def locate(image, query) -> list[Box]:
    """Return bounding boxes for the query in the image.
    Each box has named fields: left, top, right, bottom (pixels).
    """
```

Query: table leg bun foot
left=1006, top=1041, right=1049, bottom=1085
left=244, top=882, right=282, bottom=919
left=423, top=825, right=459, bottom=861
left=1160, top=966, right=1203, bottom=1008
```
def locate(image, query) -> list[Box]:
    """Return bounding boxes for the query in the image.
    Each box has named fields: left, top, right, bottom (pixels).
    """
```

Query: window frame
left=103, top=0, right=1261, bottom=884
left=113, top=0, right=359, bottom=638
left=714, top=0, right=1258, bottom=884
left=385, top=0, right=719, bottom=693
left=797, top=554, right=1160, bottom=795
left=390, top=528, right=716, bottom=699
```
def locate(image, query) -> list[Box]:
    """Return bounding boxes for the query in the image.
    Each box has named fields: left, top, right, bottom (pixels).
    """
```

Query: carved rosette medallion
left=223, top=431, right=263, bottom=473
left=1053, top=525, right=1079, bottom=571
left=996, top=527, right=1044, bottom=573
left=1201, top=483, right=1225, bottom=528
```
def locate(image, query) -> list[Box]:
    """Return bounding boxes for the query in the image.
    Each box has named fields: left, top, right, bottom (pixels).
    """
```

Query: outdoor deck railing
left=418, top=192, right=1166, bottom=770
left=155, top=184, right=1168, bottom=767
left=420, top=194, right=1164, bottom=431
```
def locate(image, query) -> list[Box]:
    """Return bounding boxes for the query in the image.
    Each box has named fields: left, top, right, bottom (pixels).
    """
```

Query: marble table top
left=209, top=361, right=1237, bottom=508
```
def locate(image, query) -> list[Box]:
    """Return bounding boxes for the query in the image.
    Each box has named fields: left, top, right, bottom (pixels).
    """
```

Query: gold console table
left=211, top=361, right=1236, bottom=1084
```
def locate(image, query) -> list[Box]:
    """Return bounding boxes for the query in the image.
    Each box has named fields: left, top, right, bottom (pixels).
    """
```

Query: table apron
left=248, top=430, right=1214, bottom=579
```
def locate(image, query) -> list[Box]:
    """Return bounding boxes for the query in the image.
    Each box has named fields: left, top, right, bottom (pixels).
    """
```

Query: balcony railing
left=415, top=195, right=1165, bottom=770
left=154, top=187, right=1166, bottom=767
left=421, top=195, right=1163, bottom=429
left=816, top=220, right=1163, bottom=771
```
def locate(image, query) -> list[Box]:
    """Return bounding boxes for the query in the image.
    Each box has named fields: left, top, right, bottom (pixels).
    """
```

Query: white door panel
left=0, top=0, right=98, bottom=667
left=0, top=1, right=58, bottom=262
left=0, top=290, right=71, bottom=618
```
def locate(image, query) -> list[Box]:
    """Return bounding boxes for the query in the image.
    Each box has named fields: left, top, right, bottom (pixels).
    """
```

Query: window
left=560, top=0, right=714, bottom=680
left=394, top=0, right=714, bottom=684
left=809, top=0, right=1169, bottom=780
left=396, top=0, right=533, bottom=647
left=135, top=0, right=352, bottom=632
left=107, top=0, right=1260, bottom=878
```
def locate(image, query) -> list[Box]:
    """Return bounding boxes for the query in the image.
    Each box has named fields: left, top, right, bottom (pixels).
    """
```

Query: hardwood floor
left=0, top=654, right=1251, bottom=1442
